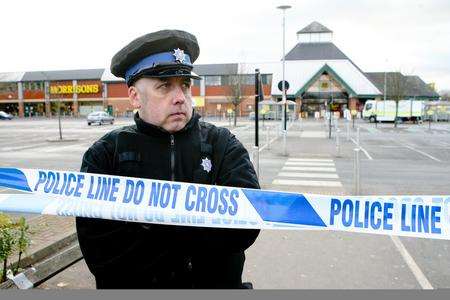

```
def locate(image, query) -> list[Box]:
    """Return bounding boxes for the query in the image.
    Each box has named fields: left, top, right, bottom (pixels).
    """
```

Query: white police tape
left=0, top=167, right=450, bottom=239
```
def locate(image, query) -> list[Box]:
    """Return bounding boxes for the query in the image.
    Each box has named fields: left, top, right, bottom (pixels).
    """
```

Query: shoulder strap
left=198, top=121, right=220, bottom=183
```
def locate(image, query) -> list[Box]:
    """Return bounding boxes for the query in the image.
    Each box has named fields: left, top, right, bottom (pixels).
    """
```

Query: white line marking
left=288, top=158, right=333, bottom=162
left=282, top=166, right=337, bottom=172
left=285, top=161, right=335, bottom=167
left=401, top=144, right=442, bottom=162
left=1, top=142, right=51, bottom=152
left=42, top=143, right=89, bottom=153
left=390, top=236, right=433, bottom=289
left=278, top=172, right=339, bottom=179
left=272, top=179, right=342, bottom=187
left=350, top=138, right=374, bottom=160
left=259, top=135, right=279, bottom=152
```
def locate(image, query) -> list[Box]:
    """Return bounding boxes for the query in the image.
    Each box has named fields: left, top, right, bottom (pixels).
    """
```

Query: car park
left=87, top=111, right=114, bottom=125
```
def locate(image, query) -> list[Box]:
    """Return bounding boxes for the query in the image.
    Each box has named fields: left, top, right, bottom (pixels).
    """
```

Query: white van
left=362, top=100, right=423, bottom=123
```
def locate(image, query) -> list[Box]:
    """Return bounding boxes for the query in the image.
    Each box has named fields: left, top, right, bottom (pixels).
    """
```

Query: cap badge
left=201, top=157, right=212, bottom=173
left=173, top=48, right=185, bottom=63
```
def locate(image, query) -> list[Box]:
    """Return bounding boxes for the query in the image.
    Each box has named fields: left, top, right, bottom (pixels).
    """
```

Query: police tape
left=0, top=167, right=450, bottom=240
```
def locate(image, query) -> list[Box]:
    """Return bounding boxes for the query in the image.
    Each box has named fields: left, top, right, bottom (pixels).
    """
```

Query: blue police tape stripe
left=0, top=168, right=32, bottom=192
left=242, top=189, right=326, bottom=227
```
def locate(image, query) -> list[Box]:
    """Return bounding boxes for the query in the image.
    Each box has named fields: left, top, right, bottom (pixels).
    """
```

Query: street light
left=277, top=4, right=291, bottom=156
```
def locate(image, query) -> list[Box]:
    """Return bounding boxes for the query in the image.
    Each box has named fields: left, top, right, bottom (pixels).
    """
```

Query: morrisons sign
left=50, top=84, right=100, bottom=94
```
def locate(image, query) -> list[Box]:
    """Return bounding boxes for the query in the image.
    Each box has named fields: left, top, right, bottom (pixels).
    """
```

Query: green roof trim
left=295, top=64, right=357, bottom=98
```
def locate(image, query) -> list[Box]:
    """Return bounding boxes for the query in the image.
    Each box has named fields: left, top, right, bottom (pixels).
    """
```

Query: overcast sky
left=1, top=0, right=449, bottom=91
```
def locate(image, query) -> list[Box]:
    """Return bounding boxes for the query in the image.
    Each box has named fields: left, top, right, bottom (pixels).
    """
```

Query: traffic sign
left=278, top=80, right=289, bottom=92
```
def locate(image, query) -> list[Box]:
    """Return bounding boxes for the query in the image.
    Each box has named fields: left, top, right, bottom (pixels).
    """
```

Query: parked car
left=87, top=111, right=114, bottom=125
left=0, top=111, right=13, bottom=120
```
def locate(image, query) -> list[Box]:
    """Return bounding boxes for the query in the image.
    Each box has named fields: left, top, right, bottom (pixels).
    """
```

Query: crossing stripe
left=285, top=162, right=335, bottom=167
left=288, top=158, right=333, bottom=162
left=282, top=166, right=336, bottom=172
left=272, top=179, right=342, bottom=187
left=278, top=172, right=339, bottom=179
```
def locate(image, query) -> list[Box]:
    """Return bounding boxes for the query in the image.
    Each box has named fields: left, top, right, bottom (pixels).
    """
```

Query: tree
left=389, top=72, right=407, bottom=128
left=226, top=64, right=252, bottom=127
left=0, top=214, right=15, bottom=282
left=14, top=217, right=30, bottom=274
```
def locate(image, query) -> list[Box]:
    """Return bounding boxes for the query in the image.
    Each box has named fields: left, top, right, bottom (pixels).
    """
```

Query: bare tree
left=389, top=72, right=406, bottom=128
left=225, top=63, right=254, bottom=127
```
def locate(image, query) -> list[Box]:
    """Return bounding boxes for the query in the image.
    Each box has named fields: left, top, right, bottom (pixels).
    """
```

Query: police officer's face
left=129, top=77, right=193, bottom=133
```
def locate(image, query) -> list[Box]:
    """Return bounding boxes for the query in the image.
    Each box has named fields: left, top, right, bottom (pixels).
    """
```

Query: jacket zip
left=170, top=134, right=175, bottom=181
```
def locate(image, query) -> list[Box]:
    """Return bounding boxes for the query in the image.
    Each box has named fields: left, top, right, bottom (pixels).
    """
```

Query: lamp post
left=277, top=4, right=291, bottom=156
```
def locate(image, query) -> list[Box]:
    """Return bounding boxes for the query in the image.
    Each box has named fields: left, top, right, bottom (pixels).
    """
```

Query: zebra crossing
left=272, top=158, right=343, bottom=191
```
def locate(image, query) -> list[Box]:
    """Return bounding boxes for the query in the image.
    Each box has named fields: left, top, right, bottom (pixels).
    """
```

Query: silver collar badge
left=201, top=157, right=212, bottom=173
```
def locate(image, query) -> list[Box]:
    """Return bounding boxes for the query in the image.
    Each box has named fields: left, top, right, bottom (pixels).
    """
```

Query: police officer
left=76, top=30, right=260, bottom=289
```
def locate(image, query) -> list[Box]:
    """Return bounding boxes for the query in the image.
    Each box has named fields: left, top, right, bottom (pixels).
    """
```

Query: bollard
left=356, top=127, right=360, bottom=147
left=336, top=128, right=340, bottom=157
left=346, top=120, right=350, bottom=141
left=266, top=126, right=270, bottom=150
left=353, top=148, right=361, bottom=195
left=252, top=146, right=260, bottom=179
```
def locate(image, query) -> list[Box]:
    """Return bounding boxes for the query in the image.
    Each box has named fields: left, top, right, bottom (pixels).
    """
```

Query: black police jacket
left=76, top=112, right=260, bottom=288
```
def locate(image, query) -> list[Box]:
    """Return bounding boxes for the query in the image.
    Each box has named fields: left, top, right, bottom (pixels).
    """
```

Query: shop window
left=205, top=76, right=221, bottom=86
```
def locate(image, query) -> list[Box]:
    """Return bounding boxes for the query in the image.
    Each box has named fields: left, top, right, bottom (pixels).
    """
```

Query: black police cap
left=110, top=29, right=200, bottom=85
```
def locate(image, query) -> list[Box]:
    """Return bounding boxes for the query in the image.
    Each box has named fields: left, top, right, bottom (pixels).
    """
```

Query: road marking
left=0, top=142, right=51, bottom=152
left=288, top=158, right=333, bottom=162
left=285, top=161, right=335, bottom=167
left=42, top=143, right=90, bottom=153
left=258, top=122, right=294, bottom=153
left=390, top=236, right=433, bottom=290
left=272, top=179, right=342, bottom=187
left=398, top=143, right=442, bottom=162
left=259, top=134, right=278, bottom=152
left=278, top=172, right=339, bottom=179
left=282, top=166, right=336, bottom=172
left=300, top=131, right=326, bottom=138
left=350, top=138, right=374, bottom=160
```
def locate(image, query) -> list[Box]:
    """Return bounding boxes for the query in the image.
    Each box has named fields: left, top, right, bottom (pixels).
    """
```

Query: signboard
left=192, top=96, right=205, bottom=108
left=50, top=84, right=100, bottom=94
left=277, top=80, right=289, bottom=92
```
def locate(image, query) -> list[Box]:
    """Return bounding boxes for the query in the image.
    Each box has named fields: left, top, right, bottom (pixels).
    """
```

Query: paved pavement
left=1, top=116, right=450, bottom=289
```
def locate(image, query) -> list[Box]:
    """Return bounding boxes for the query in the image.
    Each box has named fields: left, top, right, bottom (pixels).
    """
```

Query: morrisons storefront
left=0, top=22, right=439, bottom=118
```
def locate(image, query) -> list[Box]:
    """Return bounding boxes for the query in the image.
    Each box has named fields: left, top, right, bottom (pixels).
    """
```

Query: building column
left=72, top=80, right=79, bottom=117
left=17, top=82, right=24, bottom=117
left=45, top=81, right=51, bottom=117
left=296, top=97, right=302, bottom=119
left=102, top=83, right=108, bottom=110
left=349, top=97, right=359, bottom=111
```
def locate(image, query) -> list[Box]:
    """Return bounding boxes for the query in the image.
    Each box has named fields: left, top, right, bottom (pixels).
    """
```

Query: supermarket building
left=0, top=22, right=439, bottom=118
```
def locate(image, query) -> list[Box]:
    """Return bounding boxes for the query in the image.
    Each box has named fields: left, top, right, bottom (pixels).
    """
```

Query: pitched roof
left=21, top=69, right=104, bottom=82
left=365, top=72, right=439, bottom=98
left=0, top=72, right=24, bottom=82
left=285, top=42, right=348, bottom=61
left=241, top=60, right=381, bottom=97
left=297, top=22, right=332, bottom=34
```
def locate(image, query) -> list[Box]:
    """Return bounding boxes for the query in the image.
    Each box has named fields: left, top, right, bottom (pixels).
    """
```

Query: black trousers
left=93, top=252, right=246, bottom=289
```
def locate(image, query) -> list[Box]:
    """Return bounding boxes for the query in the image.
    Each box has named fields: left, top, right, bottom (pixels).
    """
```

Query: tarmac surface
left=1, top=116, right=450, bottom=289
